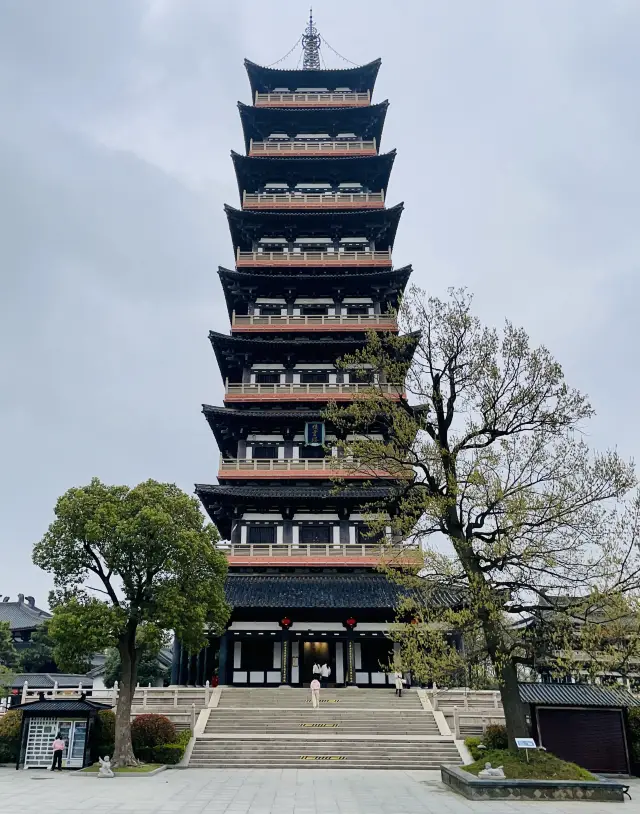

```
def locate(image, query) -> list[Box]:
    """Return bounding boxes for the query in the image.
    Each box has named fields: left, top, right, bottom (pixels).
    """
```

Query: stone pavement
left=1, top=768, right=639, bottom=814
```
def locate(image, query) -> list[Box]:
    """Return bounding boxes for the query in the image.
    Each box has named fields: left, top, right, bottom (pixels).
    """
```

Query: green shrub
left=151, top=743, right=184, bottom=765
left=140, top=729, right=191, bottom=765
left=628, top=707, right=640, bottom=765
left=90, top=709, right=115, bottom=761
left=483, top=723, right=508, bottom=750
left=464, top=736, right=484, bottom=761
left=463, top=748, right=595, bottom=781
left=0, top=710, right=22, bottom=764
left=131, top=714, right=176, bottom=753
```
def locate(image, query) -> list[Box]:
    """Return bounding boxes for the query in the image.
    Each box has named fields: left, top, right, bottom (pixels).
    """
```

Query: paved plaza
left=1, top=768, right=640, bottom=814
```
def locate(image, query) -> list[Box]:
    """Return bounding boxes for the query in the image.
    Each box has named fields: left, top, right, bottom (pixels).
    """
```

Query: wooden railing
left=231, top=312, right=397, bottom=330
left=236, top=249, right=392, bottom=268
left=242, top=190, right=385, bottom=210
left=224, top=382, right=403, bottom=398
left=217, top=543, right=404, bottom=559
left=218, top=457, right=406, bottom=478
left=249, top=138, right=377, bottom=156
left=255, top=91, right=370, bottom=107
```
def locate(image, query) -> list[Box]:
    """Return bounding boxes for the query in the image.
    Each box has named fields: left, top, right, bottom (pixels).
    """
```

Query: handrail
left=224, top=382, right=402, bottom=396
left=249, top=138, right=377, bottom=156
left=255, top=91, right=370, bottom=107
left=236, top=249, right=392, bottom=267
left=218, top=456, right=411, bottom=479
left=220, top=457, right=352, bottom=472
left=242, top=190, right=384, bottom=209
left=218, top=542, right=394, bottom=558
left=231, top=313, right=396, bottom=327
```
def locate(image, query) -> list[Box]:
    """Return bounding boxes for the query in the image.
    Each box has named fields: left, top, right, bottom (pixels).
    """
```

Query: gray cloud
left=1, top=0, right=639, bottom=602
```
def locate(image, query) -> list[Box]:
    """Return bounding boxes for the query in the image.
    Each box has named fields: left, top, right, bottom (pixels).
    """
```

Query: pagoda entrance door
left=302, top=640, right=337, bottom=686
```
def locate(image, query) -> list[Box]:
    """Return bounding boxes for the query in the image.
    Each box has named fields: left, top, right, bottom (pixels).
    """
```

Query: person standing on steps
left=312, top=662, right=321, bottom=683
left=394, top=670, right=404, bottom=698
left=320, top=662, right=331, bottom=687
left=50, top=733, right=65, bottom=771
left=310, top=677, right=321, bottom=708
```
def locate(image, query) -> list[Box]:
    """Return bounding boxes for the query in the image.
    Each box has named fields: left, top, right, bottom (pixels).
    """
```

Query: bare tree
left=326, top=287, right=639, bottom=745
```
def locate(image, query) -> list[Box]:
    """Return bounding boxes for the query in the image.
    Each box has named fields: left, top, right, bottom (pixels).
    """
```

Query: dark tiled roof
left=0, top=601, right=51, bottom=630
left=11, top=673, right=94, bottom=690
left=518, top=683, right=640, bottom=708
left=238, top=101, right=388, bottom=154
left=16, top=699, right=111, bottom=715
left=225, top=201, right=402, bottom=252
left=203, top=405, right=323, bottom=421
left=197, top=484, right=395, bottom=501
left=244, top=58, right=382, bottom=96
left=225, top=573, right=460, bottom=610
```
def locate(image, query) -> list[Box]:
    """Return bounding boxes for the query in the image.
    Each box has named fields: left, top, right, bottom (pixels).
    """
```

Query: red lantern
left=280, top=617, right=292, bottom=629
left=344, top=617, right=357, bottom=629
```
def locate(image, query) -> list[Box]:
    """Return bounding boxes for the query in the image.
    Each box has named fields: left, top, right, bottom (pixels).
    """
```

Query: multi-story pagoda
left=176, top=15, right=417, bottom=688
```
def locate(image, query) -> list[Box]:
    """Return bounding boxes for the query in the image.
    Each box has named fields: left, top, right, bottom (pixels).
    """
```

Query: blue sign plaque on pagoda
left=305, top=421, right=325, bottom=447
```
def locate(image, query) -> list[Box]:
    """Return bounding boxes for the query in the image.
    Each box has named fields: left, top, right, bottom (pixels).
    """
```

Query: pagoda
left=175, top=14, right=416, bottom=687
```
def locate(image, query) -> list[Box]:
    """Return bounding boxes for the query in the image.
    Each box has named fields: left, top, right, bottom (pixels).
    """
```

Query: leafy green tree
left=18, top=620, right=69, bottom=673
left=0, top=621, right=16, bottom=668
left=103, top=639, right=170, bottom=689
left=33, top=478, right=229, bottom=766
left=326, top=287, right=639, bottom=746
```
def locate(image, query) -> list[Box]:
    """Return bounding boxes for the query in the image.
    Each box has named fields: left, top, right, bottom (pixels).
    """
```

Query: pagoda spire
left=301, top=8, right=321, bottom=70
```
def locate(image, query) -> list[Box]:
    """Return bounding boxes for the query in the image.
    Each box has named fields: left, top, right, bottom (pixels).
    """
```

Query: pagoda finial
left=302, top=8, right=321, bottom=70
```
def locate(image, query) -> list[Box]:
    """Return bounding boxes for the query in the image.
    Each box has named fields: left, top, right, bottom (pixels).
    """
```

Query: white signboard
left=515, top=738, right=537, bottom=749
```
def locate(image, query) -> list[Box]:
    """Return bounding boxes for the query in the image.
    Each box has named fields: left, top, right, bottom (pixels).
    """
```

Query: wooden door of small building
left=536, top=706, right=630, bottom=774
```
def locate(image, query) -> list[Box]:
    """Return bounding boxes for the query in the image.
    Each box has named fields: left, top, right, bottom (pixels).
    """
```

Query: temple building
left=176, top=16, right=419, bottom=687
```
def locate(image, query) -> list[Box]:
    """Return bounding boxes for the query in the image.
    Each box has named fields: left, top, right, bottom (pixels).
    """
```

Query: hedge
left=131, top=714, right=176, bottom=752
left=89, top=710, right=190, bottom=766
left=0, top=710, right=22, bottom=764
left=135, top=728, right=192, bottom=764
left=90, top=709, right=116, bottom=762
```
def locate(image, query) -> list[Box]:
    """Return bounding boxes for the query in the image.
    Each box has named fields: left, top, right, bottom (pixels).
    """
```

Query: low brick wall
left=440, top=765, right=627, bottom=802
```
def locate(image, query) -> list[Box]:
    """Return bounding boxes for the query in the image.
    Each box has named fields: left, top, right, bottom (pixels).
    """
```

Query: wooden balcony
left=217, top=542, right=418, bottom=567
left=249, top=138, right=377, bottom=157
left=218, top=457, right=408, bottom=479
left=236, top=248, right=392, bottom=268
left=242, top=190, right=385, bottom=210
left=231, top=312, right=398, bottom=333
left=255, top=91, right=371, bottom=108
left=223, top=382, right=404, bottom=403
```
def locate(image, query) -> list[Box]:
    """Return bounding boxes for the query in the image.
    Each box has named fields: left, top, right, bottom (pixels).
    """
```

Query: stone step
left=189, top=739, right=461, bottom=769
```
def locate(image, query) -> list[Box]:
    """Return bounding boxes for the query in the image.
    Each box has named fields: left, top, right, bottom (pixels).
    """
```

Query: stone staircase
left=189, top=687, right=462, bottom=769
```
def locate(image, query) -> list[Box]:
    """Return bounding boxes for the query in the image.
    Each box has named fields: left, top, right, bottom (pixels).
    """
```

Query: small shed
left=519, top=683, right=640, bottom=775
left=12, top=695, right=112, bottom=770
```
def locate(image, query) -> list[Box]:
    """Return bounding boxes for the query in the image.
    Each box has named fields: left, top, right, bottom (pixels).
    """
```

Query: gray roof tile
left=11, top=673, right=93, bottom=689
left=0, top=601, right=51, bottom=630
left=225, top=573, right=460, bottom=610
left=518, top=682, right=640, bottom=707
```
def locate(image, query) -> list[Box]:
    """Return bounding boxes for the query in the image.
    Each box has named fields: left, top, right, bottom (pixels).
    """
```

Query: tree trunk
left=497, top=658, right=529, bottom=749
left=481, top=611, right=529, bottom=748
left=112, top=628, right=139, bottom=767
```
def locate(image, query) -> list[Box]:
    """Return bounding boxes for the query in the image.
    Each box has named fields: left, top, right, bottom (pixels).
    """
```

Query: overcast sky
left=1, top=0, right=639, bottom=606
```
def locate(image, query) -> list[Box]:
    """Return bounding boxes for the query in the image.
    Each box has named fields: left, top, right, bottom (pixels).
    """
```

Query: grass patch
left=80, top=763, right=163, bottom=773
left=462, top=749, right=596, bottom=781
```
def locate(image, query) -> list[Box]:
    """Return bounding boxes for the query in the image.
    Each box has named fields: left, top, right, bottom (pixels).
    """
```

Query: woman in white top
left=320, top=662, right=331, bottom=687
left=394, top=671, right=404, bottom=697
